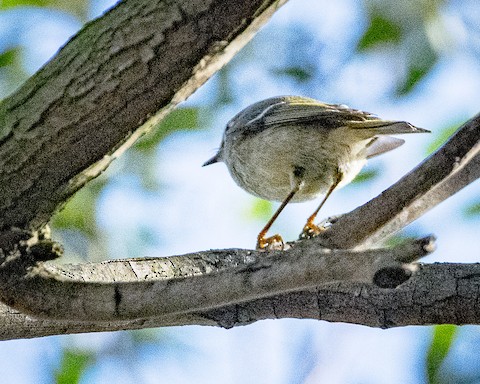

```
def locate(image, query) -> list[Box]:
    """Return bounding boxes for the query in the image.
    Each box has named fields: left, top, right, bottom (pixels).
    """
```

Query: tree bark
left=0, top=0, right=287, bottom=231
left=1, top=260, right=480, bottom=341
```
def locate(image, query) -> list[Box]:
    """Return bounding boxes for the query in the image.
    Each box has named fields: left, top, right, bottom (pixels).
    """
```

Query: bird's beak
left=202, top=154, right=220, bottom=167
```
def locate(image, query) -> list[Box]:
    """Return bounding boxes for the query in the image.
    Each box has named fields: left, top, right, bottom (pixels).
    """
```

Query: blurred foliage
left=406, top=46, right=438, bottom=94
left=52, top=179, right=106, bottom=238
left=464, top=200, right=480, bottom=219
left=247, top=198, right=274, bottom=222
left=54, top=349, right=95, bottom=384
left=357, top=12, right=402, bottom=49
left=0, top=47, right=26, bottom=95
left=0, top=47, right=18, bottom=67
left=397, top=43, right=437, bottom=95
left=272, top=65, right=315, bottom=83
left=351, top=166, right=380, bottom=185
left=426, top=122, right=462, bottom=155
left=1, top=0, right=51, bottom=7
left=426, top=324, right=458, bottom=384
left=0, top=0, right=89, bottom=19
left=53, top=331, right=190, bottom=383
left=134, top=107, right=199, bottom=152
left=359, top=0, right=445, bottom=95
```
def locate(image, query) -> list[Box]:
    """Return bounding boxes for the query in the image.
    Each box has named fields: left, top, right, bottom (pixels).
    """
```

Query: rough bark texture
left=0, top=0, right=479, bottom=341
left=0, top=0, right=287, bottom=231
left=0, top=261, right=479, bottom=340
left=0, top=235, right=430, bottom=323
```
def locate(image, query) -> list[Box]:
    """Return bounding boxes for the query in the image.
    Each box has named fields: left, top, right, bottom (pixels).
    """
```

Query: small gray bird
left=204, top=96, right=429, bottom=250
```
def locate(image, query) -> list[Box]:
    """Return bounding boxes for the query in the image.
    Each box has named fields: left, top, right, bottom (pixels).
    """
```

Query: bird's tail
left=348, top=120, right=430, bottom=135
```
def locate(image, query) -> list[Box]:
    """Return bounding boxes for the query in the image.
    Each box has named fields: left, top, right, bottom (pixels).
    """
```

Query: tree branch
left=2, top=260, right=480, bottom=340
left=315, top=113, right=480, bottom=249
left=0, top=234, right=432, bottom=322
left=0, top=0, right=478, bottom=341
left=0, top=0, right=288, bottom=231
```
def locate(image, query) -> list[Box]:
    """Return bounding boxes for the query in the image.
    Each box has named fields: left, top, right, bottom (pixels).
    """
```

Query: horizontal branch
left=0, top=236, right=432, bottom=323
left=2, top=260, right=480, bottom=340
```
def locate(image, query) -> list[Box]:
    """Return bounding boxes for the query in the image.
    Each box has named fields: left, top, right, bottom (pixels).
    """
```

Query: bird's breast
left=224, top=126, right=368, bottom=202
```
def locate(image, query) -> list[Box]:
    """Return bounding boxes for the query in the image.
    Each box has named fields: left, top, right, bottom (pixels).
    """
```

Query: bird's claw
left=256, top=234, right=284, bottom=251
left=299, top=222, right=325, bottom=240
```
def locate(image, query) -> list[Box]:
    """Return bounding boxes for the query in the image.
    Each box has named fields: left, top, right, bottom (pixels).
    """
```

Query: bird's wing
left=255, top=98, right=375, bottom=130
left=242, top=96, right=428, bottom=135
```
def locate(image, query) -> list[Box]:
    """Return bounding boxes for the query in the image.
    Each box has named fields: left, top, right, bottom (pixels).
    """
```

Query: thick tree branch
left=0, top=0, right=288, bottom=231
left=0, top=235, right=431, bottom=322
left=2, top=260, right=480, bottom=340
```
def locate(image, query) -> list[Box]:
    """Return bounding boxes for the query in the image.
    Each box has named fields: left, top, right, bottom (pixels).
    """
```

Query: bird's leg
left=300, top=171, right=343, bottom=239
left=257, top=167, right=305, bottom=251
left=256, top=187, right=299, bottom=250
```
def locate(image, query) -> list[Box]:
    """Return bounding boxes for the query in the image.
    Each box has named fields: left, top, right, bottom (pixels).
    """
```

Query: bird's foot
left=299, top=222, right=326, bottom=240
left=256, top=234, right=284, bottom=251
left=299, top=215, right=343, bottom=240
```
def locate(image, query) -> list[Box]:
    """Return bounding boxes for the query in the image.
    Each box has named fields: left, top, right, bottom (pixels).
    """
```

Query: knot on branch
left=371, top=235, right=435, bottom=288
left=0, top=226, right=63, bottom=263
left=373, top=265, right=413, bottom=288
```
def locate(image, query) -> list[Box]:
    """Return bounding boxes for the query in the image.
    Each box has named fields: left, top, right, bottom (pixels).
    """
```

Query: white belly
left=223, top=126, right=370, bottom=202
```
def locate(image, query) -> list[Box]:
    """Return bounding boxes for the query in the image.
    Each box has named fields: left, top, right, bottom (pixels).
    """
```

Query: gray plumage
left=204, top=96, right=428, bottom=203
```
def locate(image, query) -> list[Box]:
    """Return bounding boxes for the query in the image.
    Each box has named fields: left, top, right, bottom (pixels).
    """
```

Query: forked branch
left=0, top=0, right=478, bottom=340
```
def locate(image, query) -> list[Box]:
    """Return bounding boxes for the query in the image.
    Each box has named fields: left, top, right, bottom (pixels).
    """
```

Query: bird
left=203, top=96, right=429, bottom=250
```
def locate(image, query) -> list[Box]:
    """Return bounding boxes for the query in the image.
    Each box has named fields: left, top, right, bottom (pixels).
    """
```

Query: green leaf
left=51, top=181, right=105, bottom=237
left=357, top=13, right=402, bottom=51
left=425, top=123, right=460, bottom=155
left=351, top=167, right=380, bottom=185
left=464, top=200, right=480, bottom=218
left=396, top=45, right=438, bottom=95
left=0, top=48, right=19, bottom=67
left=0, top=0, right=88, bottom=17
left=0, top=0, right=49, bottom=7
left=134, top=107, right=199, bottom=152
left=426, top=324, right=457, bottom=384
left=247, top=199, right=273, bottom=221
left=55, top=349, right=95, bottom=384
left=272, top=65, right=314, bottom=83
